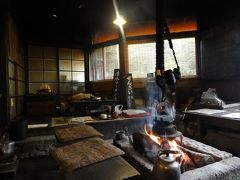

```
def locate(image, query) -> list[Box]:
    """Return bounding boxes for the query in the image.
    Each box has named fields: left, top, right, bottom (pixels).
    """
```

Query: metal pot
left=152, top=154, right=181, bottom=180
left=0, top=141, right=15, bottom=160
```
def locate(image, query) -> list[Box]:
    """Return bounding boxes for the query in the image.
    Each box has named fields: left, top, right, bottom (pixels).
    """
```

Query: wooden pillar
left=118, top=28, right=128, bottom=75
left=118, top=27, right=130, bottom=109
left=156, top=0, right=165, bottom=72
left=0, top=12, right=9, bottom=125
left=84, top=47, right=91, bottom=93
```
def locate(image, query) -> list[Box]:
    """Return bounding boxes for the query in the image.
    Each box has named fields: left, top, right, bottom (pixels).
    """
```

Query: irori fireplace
left=114, top=132, right=240, bottom=180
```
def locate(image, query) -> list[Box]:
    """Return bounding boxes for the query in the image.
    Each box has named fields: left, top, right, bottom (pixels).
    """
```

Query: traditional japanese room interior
left=1, top=0, right=240, bottom=179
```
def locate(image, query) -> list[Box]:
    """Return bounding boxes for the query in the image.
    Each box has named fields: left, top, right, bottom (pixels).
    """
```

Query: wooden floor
left=0, top=155, right=141, bottom=180
left=0, top=117, right=149, bottom=180
left=0, top=156, right=63, bottom=180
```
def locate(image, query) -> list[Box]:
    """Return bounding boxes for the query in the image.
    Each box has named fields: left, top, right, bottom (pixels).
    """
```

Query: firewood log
left=132, top=132, right=215, bottom=172
left=132, top=132, right=159, bottom=162
left=177, top=144, right=215, bottom=168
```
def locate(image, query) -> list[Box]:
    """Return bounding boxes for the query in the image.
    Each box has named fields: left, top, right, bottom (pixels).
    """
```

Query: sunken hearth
left=114, top=131, right=240, bottom=180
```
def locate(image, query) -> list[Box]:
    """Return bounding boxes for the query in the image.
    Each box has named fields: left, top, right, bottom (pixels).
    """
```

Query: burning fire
left=144, top=124, right=192, bottom=168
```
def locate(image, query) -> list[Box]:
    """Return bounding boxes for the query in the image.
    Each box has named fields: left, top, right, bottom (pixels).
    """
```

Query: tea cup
left=100, top=113, right=108, bottom=119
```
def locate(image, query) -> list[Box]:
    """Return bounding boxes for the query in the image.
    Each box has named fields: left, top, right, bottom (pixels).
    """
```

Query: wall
left=200, top=17, right=240, bottom=80
left=199, top=10, right=240, bottom=102
left=0, top=11, right=26, bottom=125
left=0, top=12, right=8, bottom=125
left=6, top=13, right=26, bottom=121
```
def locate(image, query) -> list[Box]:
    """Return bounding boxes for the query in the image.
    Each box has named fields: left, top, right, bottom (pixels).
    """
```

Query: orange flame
left=144, top=124, right=192, bottom=166
left=144, top=124, right=162, bottom=145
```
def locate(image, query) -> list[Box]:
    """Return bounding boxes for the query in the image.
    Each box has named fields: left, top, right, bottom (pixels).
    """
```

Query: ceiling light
left=52, top=14, right=58, bottom=18
left=113, top=16, right=127, bottom=26
left=77, top=2, right=85, bottom=9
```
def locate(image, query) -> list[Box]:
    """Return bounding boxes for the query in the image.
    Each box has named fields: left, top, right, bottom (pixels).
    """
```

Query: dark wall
left=202, top=80, right=240, bottom=103
left=0, top=12, right=8, bottom=125
left=200, top=11, right=240, bottom=80
left=198, top=5, right=240, bottom=102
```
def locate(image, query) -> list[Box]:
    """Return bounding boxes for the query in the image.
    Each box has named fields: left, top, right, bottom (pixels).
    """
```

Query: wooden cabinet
left=25, top=95, right=58, bottom=116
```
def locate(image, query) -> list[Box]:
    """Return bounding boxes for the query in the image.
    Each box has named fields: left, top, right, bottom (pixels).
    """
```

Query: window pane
left=90, top=45, right=119, bottom=81
left=73, top=72, right=85, bottom=82
left=72, top=61, right=84, bottom=71
left=104, top=45, right=119, bottom=79
left=128, top=43, right=156, bottom=78
left=72, top=49, right=84, bottom=60
left=29, top=71, right=43, bottom=82
left=18, top=81, right=25, bottom=95
left=28, top=58, right=43, bottom=70
left=59, top=60, right=71, bottom=71
left=44, top=60, right=57, bottom=70
left=44, top=71, right=58, bottom=82
left=9, top=80, right=15, bottom=96
left=8, top=61, right=15, bottom=79
left=128, top=38, right=196, bottom=78
left=90, top=48, right=104, bottom=81
left=60, top=72, right=72, bottom=82
left=164, top=38, right=196, bottom=76
left=17, top=66, right=25, bottom=81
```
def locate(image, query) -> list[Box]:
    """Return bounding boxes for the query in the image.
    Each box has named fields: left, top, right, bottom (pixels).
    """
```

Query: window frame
left=127, top=31, right=199, bottom=81
left=27, top=46, right=85, bottom=95
left=89, top=31, right=200, bottom=89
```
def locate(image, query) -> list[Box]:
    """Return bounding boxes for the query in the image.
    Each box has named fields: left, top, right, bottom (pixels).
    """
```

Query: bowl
left=100, top=113, right=108, bottom=119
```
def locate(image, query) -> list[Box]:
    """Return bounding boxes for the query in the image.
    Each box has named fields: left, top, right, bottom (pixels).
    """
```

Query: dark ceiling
left=6, top=0, right=198, bottom=44
left=5, top=0, right=240, bottom=45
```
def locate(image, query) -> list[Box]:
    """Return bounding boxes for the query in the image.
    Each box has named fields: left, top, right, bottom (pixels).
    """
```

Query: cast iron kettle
left=152, top=154, right=181, bottom=180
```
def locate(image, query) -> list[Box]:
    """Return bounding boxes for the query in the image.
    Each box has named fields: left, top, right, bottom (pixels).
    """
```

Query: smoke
left=157, top=86, right=176, bottom=123
left=145, top=78, right=176, bottom=124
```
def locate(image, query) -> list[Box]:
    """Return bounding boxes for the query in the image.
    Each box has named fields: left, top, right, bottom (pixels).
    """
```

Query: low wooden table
left=114, top=135, right=240, bottom=180
left=0, top=155, right=19, bottom=177
left=184, top=107, right=240, bottom=141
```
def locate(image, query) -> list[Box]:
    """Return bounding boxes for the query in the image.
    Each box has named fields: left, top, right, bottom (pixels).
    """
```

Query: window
left=128, top=37, right=196, bottom=78
left=28, top=46, right=85, bottom=95
left=164, top=38, right=196, bottom=77
left=59, top=48, right=85, bottom=94
left=28, top=46, right=58, bottom=94
left=128, top=43, right=156, bottom=78
left=90, top=44, right=119, bottom=81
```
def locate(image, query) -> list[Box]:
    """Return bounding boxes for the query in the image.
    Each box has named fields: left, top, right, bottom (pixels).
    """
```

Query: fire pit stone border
left=114, top=136, right=240, bottom=180
left=181, top=156, right=240, bottom=180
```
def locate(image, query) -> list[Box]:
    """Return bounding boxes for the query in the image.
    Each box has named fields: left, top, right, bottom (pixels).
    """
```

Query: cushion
left=51, top=137, right=124, bottom=172
left=54, top=125, right=103, bottom=143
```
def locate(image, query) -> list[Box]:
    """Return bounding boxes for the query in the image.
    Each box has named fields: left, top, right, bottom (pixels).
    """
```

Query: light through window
left=128, top=43, right=156, bottom=78
left=128, top=37, right=196, bottom=78
left=164, top=38, right=196, bottom=77
left=90, top=44, right=119, bottom=81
